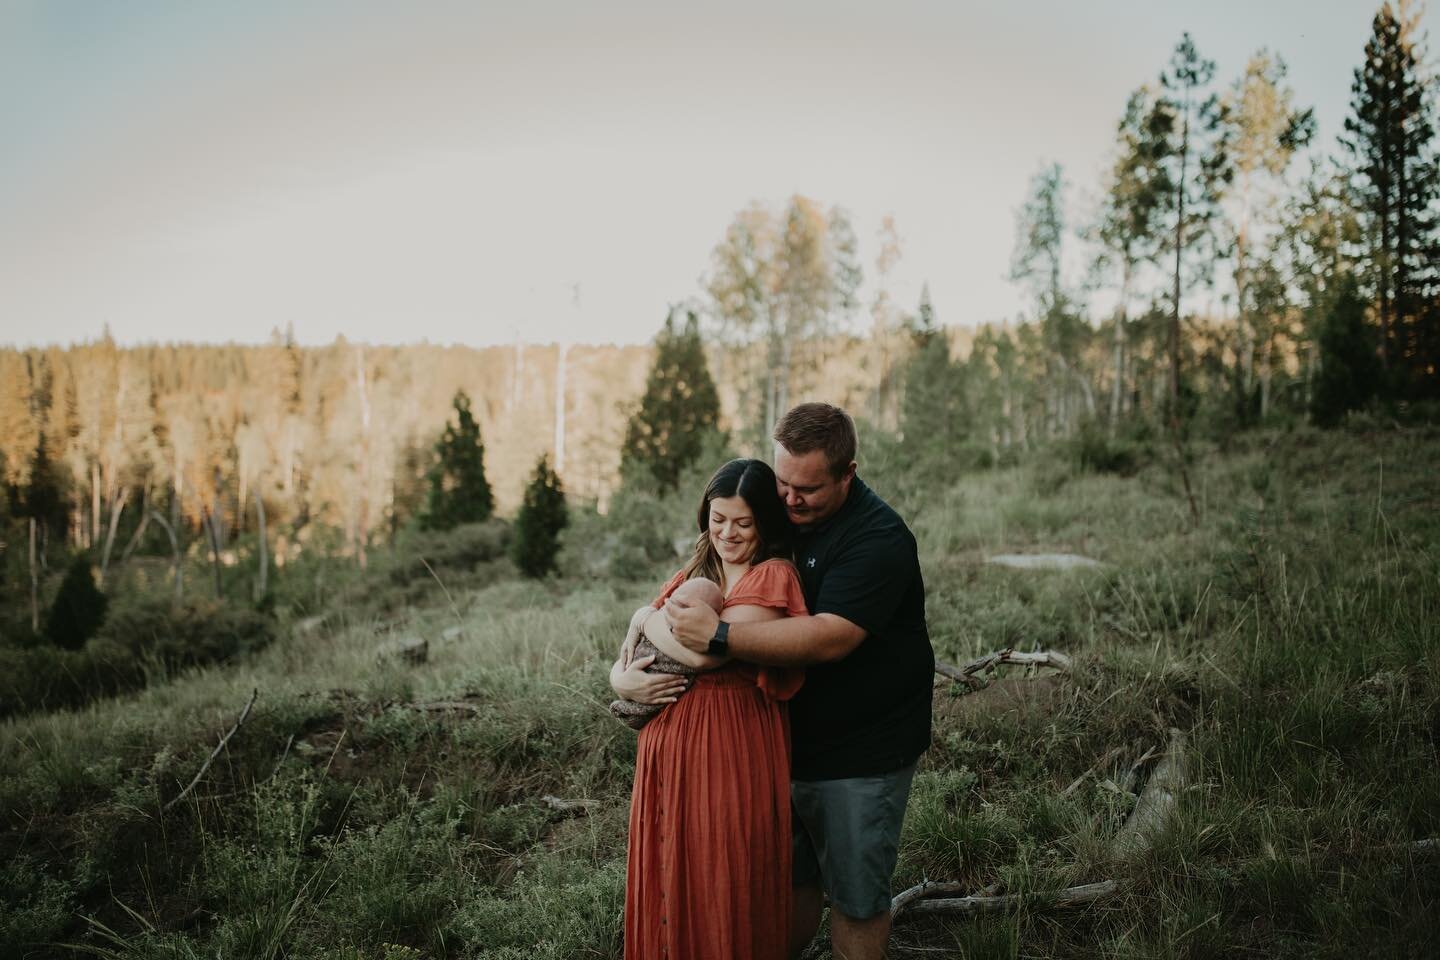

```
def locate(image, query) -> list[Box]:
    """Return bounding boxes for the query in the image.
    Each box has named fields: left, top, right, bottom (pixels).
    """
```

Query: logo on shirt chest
left=805, top=556, right=816, bottom=568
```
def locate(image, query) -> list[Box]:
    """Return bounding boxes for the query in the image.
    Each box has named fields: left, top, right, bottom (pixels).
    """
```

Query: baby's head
left=673, top=576, right=724, bottom=613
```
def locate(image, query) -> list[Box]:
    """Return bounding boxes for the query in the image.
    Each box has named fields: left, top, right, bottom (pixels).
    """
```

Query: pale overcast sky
left=0, top=1, right=1425, bottom=349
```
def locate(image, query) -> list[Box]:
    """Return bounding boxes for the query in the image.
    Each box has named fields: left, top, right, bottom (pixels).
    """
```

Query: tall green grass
left=2, top=426, right=1437, bottom=958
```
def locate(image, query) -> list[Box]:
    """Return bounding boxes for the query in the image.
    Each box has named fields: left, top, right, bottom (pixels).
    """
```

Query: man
left=665, top=402, right=933, bottom=960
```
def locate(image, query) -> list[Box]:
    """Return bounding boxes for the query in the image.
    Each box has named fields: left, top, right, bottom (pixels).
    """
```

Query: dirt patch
left=934, top=673, right=1067, bottom=722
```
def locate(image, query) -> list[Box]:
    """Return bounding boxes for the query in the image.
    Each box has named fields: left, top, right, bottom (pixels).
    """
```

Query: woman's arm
left=610, top=653, right=688, bottom=704
left=642, top=602, right=784, bottom=669
left=609, top=603, right=688, bottom=703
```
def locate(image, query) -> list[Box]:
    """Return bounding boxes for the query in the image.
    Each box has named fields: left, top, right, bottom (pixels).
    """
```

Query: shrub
left=1062, top=418, right=1154, bottom=476
left=512, top=456, right=568, bottom=578
left=0, top=596, right=275, bottom=718
left=421, top=390, right=495, bottom=530
left=43, top=557, right=108, bottom=650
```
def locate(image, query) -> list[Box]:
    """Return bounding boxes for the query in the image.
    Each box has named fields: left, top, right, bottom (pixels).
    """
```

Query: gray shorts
left=791, top=764, right=917, bottom=919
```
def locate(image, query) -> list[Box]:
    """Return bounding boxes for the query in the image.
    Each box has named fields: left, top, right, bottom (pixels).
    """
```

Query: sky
left=0, top=0, right=1428, bottom=349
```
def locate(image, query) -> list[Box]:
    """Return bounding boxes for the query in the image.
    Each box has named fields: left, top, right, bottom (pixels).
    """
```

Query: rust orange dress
left=624, top=558, right=807, bottom=960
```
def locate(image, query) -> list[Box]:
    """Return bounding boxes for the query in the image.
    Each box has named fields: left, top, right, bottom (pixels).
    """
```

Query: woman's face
left=707, top=494, right=760, bottom=567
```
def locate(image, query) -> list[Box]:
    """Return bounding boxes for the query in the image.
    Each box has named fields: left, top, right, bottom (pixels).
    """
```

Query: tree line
left=2, top=3, right=1436, bottom=633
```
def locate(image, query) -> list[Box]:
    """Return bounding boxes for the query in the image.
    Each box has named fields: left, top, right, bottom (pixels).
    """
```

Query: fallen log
left=892, top=880, right=1001, bottom=917
left=1115, top=728, right=1187, bottom=855
left=904, top=879, right=1118, bottom=917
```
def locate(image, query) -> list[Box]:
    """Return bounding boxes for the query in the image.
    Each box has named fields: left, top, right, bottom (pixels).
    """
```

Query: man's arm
left=663, top=598, right=865, bottom=667
left=645, top=601, right=788, bottom=669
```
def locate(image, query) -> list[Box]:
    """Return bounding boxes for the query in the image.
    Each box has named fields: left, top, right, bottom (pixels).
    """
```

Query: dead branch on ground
left=1063, top=745, right=1126, bottom=797
left=163, top=688, right=258, bottom=813
left=904, top=879, right=1118, bottom=917
left=934, top=648, right=1073, bottom=688
left=542, top=795, right=600, bottom=816
left=892, top=881, right=1001, bottom=917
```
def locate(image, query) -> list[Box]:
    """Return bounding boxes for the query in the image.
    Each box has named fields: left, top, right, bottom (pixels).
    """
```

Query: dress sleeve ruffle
left=724, top=560, right=808, bottom=702
left=651, top=569, right=689, bottom=609
left=724, top=559, right=808, bottom=618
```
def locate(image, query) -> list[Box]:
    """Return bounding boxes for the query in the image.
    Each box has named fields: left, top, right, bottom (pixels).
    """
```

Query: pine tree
left=622, top=310, right=721, bottom=491
left=900, top=286, right=969, bottom=473
left=421, top=390, right=494, bottom=530
left=1312, top=275, right=1382, bottom=426
left=512, top=455, right=568, bottom=578
left=1341, top=0, right=1439, bottom=388
left=23, top=437, right=68, bottom=542
left=44, top=556, right=108, bottom=650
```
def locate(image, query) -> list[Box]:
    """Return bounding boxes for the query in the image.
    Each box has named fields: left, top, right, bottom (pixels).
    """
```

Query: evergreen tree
left=1312, top=275, right=1382, bottom=426
left=1341, top=0, right=1439, bottom=388
left=44, top=557, right=108, bottom=650
left=512, top=455, right=568, bottom=578
left=421, top=390, right=494, bottom=530
left=23, top=437, right=68, bottom=542
left=622, top=310, right=721, bottom=490
left=900, top=286, right=969, bottom=471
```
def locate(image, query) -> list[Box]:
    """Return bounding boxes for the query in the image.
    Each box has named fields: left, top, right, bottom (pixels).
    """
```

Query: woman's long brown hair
left=679, top=459, right=793, bottom=590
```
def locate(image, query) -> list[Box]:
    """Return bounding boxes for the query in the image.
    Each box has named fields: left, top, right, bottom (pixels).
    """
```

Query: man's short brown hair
left=773, top=402, right=857, bottom=478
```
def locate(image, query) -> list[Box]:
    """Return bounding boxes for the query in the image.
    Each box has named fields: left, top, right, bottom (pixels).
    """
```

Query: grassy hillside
left=3, top=425, right=1438, bottom=959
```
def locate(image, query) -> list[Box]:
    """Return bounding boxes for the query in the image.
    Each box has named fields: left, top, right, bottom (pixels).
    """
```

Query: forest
left=2, top=6, right=1438, bottom=959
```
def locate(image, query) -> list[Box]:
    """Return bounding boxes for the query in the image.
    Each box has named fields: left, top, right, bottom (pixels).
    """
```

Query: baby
left=609, top=577, right=724, bottom=730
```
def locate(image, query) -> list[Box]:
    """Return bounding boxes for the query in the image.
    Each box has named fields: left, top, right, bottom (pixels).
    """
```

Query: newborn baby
left=609, top=576, right=724, bottom=730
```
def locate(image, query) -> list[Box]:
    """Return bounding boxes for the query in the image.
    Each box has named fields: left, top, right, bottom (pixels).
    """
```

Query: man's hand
left=663, top=595, right=720, bottom=653
left=610, top=655, right=687, bottom=704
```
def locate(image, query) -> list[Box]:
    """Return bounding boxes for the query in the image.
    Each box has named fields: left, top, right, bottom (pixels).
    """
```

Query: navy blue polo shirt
left=788, top=476, right=933, bottom=781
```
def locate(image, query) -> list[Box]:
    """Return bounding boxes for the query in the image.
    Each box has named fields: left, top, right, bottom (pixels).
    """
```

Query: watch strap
left=706, top=620, right=730, bottom=656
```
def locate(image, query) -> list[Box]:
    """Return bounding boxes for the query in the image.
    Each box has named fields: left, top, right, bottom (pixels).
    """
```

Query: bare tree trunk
left=282, top=420, right=296, bottom=498
left=510, top=335, right=525, bottom=411
left=255, top=488, right=268, bottom=602
left=764, top=366, right=777, bottom=440
left=354, top=346, right=371, bottom=571
left=29, top=518, right=39, bottom=633
left=97, top=485, right=130, bottom=587
left=202, top=504, right=223, bottom=599
left=237, top=459, right=248, bottom=535
left=118, top=485, right=150, bottom=565
left=1170, top=89, right=1190, bottom=419
left=149, top=508, right=183, bottom=602
left=1259, top=336, right=1273, bottom=421
left=1109, top=263, right=1130, bottom=438
left=777, top=335, right=792, bottom=423
left=90, top=461, right=100, bottom=549
left=554, top=341, right=568, bottom=474
left=1236, top=182, right=1253, bottom=402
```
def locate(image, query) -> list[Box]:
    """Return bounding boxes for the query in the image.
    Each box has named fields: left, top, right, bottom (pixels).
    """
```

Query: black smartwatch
left=706, top=620, right=730, bottom=656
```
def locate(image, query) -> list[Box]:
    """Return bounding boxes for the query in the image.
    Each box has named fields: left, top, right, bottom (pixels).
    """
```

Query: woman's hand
left=620, top=605, right=652, bottom=667
left=610, top=655, right=688, bottom=705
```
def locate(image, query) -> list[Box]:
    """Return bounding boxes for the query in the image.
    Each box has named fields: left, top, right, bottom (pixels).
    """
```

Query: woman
left=609, top=458, right=806, bottom=960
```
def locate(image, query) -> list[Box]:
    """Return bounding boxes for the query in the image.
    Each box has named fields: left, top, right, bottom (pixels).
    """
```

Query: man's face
left=774, top=445, right=854, bottom=527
